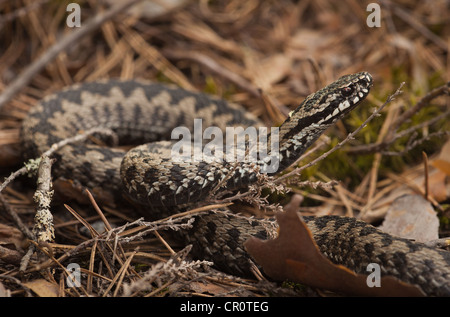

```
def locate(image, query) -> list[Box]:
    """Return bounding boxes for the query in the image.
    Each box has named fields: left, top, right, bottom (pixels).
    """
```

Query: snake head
left=275, top=72, right=373, bottom=173
left=323, top=71, right=373, bottom=120
left=280, top=72, right=372, bottom=138
left=290, top=71, right=373, bottom=125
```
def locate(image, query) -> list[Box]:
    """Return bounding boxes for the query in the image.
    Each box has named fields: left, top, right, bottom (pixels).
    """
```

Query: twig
left=19, top=156, right=55, bottom=273
left=0, top=128, right=114, bottom=196
left=157, top=203, right=232, bottom=223
left=422, top=152, right=429, bottom=201
left=381, top=130, right=450, bottom=156
left=118, top=25, right=195, bottom=90
left=29, top=239, right=89, bottom=296
left=347, top=82, right=450, bottom=155
left=388, top=82, right=449, bottom=140
left=3, top=128, right=115, bottom=272
left=0, top=194, right=33, bottom=239
left=275, top=83, right=406, bottom=183
left=0, top=167, right=28, bottom=195
left=122, top=245, right=213, bottom=297
left=85, top=189, right=113, bottom=231
left=153, top=231, right=175, bottom=255
left=0, top=275, right=32, bottom=297
left=291, top=180, right=339, bottom=190
left=391, top=4, right=448, bottom=52
left=19, top=244, right=36, bottom=272
left=164, top=49, right=261, bottom=97
left=0, top=0, right=144, bottom=110
left=0, top=245, right=22, bottom=265
left=109, top=250, right=137, bottom=297
left=46, top=127, right=117, bottom=158
left=64, top=204, right=99, bottom=238
left=163, top=49, right=291, bottom=118
left=389, top=109, right=449, bottom=141
left=31, top=155, right=54, bottom=243
left=0, top=0, right=49, bottom=30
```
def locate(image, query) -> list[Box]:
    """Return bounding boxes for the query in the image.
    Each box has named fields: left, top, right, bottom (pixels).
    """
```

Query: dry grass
left=0, top=0, right=448, bottom=297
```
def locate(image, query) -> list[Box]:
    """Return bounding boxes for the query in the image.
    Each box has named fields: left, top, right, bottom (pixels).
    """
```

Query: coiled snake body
left=21, top=72, right=450, bottom=295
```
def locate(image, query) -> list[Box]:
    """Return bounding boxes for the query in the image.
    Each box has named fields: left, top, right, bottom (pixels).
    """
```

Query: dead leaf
left=0, top=282, right=11, bottom=297
left=0, top=223, right=28, bottom=251
left=428, top=169, right=449, bottom=202
left=244, top=196, right=424, bottom=296
left=246, top=54, right=292, bottom=91
left=429, top=139, right=450, bottom=201
left=431, top=139, right=450, bottom=175
left=0, top=245, right=22, bottom=265
left=432, top=159, right=450, bottom=176
left=23, top=279, right=59, bottom=297
left=379, top=194, right=439, bottom=242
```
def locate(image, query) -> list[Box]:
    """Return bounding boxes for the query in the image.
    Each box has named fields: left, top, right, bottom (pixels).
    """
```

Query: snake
left=20, top=72, right=450, bottom=296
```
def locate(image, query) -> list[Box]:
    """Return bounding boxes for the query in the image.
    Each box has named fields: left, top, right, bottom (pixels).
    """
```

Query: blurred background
left=0, top=0, right=448, bottom=165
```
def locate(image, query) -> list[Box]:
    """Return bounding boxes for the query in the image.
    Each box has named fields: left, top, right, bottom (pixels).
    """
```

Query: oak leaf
left=244, top=196, right=424, bottom=296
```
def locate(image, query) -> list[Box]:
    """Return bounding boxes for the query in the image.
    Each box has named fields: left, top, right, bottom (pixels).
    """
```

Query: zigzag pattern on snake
left=21, top=72, right=450, bottom=296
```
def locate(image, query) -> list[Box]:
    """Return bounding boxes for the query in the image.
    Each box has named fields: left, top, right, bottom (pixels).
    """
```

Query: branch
left=1, top=128, right=115, bottom=271
left=275, top=83, right=406, bottom=183
left=0, top=128, right=115, bottom=195
left=31, top=155, right=54, bottom=243
left=347, top=82, right=450, bottom=155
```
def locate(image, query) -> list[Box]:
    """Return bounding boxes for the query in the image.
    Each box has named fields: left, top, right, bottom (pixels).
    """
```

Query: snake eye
left=341, top=86, right=354, bottom=97
left=359, top=78, right=368, bottom=86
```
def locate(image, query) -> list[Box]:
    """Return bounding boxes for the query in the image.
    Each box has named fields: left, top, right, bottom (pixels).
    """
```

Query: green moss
left=281, top=280, right=309, bottom=293
left=289, top=72, right=448, bottom=200
left=203, top=76, right=219, bottom=95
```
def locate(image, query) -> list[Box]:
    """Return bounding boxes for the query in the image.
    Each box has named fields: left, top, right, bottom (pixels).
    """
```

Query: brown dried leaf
left=432, top=159, right=450, bottom=176
left=0, top=282, right=11, bottom=297
left=246, top=54, right=292, bottom=91
left=0, top=223, right=26, bottom=264
left=429, top=140, right=450, bottom=201
left=379, top=194, right=439, bottom=242
left=23, top=279, right=59, bottom=297
left=0, top=245, right=22, bottom=265
left=0, top=223, right=27, bottom=251
left=244, top=197, right=424, bottom=296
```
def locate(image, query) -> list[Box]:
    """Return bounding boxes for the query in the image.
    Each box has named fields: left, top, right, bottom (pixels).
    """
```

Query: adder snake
left=21, top=72, right=450, bottom=295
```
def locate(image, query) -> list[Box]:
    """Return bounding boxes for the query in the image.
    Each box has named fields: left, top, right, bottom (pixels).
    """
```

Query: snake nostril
left=341, top=86, right=354, bottom=97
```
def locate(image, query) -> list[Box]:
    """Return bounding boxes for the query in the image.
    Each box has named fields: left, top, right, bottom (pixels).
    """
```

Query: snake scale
left=21, top=72, right=450, bottom=296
